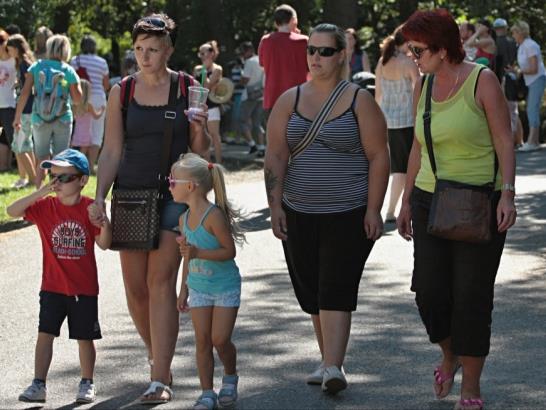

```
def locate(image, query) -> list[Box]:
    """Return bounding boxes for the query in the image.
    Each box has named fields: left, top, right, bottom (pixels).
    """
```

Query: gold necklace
left=445, top=68, right=461, bottom=100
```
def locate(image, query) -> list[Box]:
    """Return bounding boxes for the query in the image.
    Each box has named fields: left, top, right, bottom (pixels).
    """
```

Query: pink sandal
left=454, top=398, right=484, bottom=410
left=433, top=363, right=461, bottom=399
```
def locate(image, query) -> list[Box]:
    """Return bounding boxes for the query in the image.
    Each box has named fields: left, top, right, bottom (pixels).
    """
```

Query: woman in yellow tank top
left=396, top=9, right=516, bottom=410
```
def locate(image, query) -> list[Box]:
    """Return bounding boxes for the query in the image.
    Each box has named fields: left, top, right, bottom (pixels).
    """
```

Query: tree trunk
left=399, top=0, right=419, bottom=22
left=322, top=0, right=358, bottom=29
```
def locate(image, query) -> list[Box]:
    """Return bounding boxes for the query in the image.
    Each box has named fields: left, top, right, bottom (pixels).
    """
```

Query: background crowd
left=0, top=4, right=544, bottom=184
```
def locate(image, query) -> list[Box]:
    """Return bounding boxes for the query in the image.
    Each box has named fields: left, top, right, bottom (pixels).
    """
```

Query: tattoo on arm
left=264, top=168, right=278, bottom=205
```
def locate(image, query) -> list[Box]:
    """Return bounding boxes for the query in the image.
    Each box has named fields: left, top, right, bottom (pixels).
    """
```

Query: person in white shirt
left=239, top=41, right=266, bottom=157
left=0, top=29, right=17, bottom=171
left=70, top=35, right=110, bottom=169
left=509, top=20, right=546, bottom=151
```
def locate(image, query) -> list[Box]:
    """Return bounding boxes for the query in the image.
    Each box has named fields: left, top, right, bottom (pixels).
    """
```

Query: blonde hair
left=172, top=153, right=245, bottom=245
left=511, top=21, right=530, bottom=37
left=72, top=79, right=91, bottom=117
left=46, top=34, right=71, bottom=62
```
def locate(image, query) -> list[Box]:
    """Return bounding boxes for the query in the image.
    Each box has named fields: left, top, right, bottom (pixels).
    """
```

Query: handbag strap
left=290, top=80, right=351, bottom=160
left=158, top=71, right=180, bottom=189
left=422, top=71, right=498, bottom=185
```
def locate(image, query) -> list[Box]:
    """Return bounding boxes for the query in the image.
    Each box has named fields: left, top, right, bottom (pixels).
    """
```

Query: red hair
left=401, top=8, right=465, bottom=64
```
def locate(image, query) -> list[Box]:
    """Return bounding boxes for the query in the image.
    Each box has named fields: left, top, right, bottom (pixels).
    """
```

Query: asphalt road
left=1, top=149, right=545, bottom=409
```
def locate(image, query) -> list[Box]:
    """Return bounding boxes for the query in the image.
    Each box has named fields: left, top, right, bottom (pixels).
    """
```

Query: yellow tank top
left=415, top=65, right=501, bottom=193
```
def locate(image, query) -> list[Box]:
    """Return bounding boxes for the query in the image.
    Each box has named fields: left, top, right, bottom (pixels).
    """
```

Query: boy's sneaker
left=18, top=381, right=46, bottom=403
left=306, top=362, right=325, bottom=385
left=76, top=380, right=96, bottom=404
left=257, top=148, right=265, bottom=158
left=248, top=145, right=258, bottom=154
left=321, top=365, right=347, bottom=394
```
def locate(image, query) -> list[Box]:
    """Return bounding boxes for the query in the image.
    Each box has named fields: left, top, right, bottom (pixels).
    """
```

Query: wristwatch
left=501, top=183, right=515, bottom=193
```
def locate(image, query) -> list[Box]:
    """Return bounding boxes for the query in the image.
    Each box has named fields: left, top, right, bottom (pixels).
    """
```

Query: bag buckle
left=422, top=111, right=431, bottom=122
left=164, top=111, right=176, bottom=120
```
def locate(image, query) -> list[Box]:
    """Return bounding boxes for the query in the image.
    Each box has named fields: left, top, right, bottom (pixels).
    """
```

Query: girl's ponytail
left=209, top=163, right=245, bottom=245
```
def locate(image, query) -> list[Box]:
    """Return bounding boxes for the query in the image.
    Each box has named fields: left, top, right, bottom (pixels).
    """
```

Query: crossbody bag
left=289, top=80, right=351, bottom=161
left=423, top=72, right=497, bottom=244
left=110, top=72, right=179, bottom=250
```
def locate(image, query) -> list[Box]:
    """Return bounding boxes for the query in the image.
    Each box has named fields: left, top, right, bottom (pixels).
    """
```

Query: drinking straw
left=200, top=68, right=206, bottom=102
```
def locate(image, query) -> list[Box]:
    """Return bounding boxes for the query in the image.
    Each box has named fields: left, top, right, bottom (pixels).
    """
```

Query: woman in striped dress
left=264, top=23, right=389, bottom=395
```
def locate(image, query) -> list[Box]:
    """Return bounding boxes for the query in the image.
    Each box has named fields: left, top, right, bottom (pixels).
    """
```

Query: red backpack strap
left=119, top=75, right=136, bottom=134
left=178, top=71, right=197, bottom=99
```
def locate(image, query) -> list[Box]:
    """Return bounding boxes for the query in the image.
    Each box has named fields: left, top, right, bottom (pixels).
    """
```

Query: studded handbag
left=110, top=72, right=179, bottom=251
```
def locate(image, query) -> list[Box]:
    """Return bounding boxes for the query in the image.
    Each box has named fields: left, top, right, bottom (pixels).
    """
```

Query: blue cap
left=493, top=18, right=508, bottom=28
left=40, top=149, right=90, bottom=176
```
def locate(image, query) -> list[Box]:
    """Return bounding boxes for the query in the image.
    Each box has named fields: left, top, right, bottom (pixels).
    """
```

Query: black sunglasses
left=408, top=44, right=429, bottom=59
left=49, top=173, right=82, bottom=183
left=141, top=17, right=166, bottom=28
left=306, top=45, right=341, bottom=57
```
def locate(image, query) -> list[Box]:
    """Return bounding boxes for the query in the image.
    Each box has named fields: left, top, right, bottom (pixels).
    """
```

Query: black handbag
left=110, top=72, right=179, bottom=250
left=422, top=74, right=496, bottom=244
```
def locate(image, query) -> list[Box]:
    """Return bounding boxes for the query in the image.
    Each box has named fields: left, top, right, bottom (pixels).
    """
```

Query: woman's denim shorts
left=160, top=200, right=187, bottom=232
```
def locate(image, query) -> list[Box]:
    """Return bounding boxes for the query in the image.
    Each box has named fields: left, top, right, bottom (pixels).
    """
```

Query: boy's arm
left=6, top=182, right=53, bottom=218
left=88, top=202, right=112, bottom=250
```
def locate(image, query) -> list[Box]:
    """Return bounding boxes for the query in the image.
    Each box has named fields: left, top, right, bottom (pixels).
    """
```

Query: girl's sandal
left=433, top=363, right=461, bottom=399
left=193, top=392, right=218, bottom=410
left=454, top=398, right=484, bottom=410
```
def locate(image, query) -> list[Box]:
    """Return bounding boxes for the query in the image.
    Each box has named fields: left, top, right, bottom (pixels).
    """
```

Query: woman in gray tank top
left=265, top=23, right=389, bottom=396
left=91, top=14, right=210, bottom=404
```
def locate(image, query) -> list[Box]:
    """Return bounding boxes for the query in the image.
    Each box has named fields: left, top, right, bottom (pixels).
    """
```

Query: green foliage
left=1, top=0, right=545, bottom=76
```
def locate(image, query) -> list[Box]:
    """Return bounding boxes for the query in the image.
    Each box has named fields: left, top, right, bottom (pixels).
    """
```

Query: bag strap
left=422, top=68, right=498, bottom=185
left=290, top=80, right=351, bottom=160
left=119, top=75, right=136, bottom=134
left=159, top=71, right=180, bottom=189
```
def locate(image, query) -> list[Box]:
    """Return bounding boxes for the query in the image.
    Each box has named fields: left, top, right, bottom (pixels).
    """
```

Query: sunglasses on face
left=306, top=45, right=341, bottom=57
left=408, top=44, right=429, bottom=59
left=198, top=47, right=214, bottom=57
left=168, top=176, right=198, bottom=189
left=49, top=173, right=82, bottom=183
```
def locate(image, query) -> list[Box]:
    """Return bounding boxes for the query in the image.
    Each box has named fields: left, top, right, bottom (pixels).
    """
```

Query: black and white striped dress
left=283, top=87, right=369, bottom=214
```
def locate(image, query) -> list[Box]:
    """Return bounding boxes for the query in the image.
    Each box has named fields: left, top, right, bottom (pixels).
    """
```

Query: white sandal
left=140, top=381, right=173, bottom=404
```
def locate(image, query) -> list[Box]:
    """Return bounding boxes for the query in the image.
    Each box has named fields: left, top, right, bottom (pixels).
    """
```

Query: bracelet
left=501, top=183, right=515, bottom=193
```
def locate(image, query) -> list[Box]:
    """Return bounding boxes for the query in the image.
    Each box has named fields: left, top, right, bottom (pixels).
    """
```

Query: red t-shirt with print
left=258, top=31, right=309, bottom=110
left=24, top=196, right=101, bottom=296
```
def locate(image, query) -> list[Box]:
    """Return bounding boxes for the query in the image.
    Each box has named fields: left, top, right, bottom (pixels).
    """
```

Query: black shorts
left=38, top=291, right=102, bottom=340
left=388, top=127, right=414, bottom=173
left=282, top=204, right=375, bottom=314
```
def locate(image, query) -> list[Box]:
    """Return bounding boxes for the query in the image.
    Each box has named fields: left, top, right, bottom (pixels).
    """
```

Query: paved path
left=0, top=147, right=545, bottom=409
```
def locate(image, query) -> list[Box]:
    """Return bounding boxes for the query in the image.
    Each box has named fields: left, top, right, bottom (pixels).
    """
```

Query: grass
left=0, top=170, right=100, bottom=230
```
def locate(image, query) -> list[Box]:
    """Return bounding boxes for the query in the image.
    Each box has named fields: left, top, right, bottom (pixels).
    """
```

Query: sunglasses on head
left=142, top=17, right=166, bottom=28
left=49, top=173, right=82, bottom=183
left=408, top=44, right=429, bottom=59
left=306, top=45, right=341, bottom=57
left=168, top=176, right=198, bottom=189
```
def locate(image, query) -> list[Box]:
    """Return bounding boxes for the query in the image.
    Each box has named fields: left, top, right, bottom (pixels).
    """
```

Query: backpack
left=75, top=56, right=90, bottom=81
left=119, top=71, right=196, bottom=133
left=33, top=60, right=70, bottom=122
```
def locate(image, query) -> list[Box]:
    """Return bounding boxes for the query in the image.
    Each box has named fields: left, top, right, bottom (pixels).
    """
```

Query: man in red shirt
left=259, top=4, right=308, bottom=117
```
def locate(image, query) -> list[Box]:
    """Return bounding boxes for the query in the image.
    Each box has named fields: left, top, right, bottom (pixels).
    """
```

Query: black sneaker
left=248, top=145, right=257, bottom=154
left=257, top=149, right=265, bottom=158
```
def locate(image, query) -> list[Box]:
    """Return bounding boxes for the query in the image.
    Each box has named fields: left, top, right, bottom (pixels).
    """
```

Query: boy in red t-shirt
left=7, top=148, right=111, bottom=404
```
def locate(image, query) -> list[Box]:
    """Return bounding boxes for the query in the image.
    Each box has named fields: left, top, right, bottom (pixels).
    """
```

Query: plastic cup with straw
left=186, top=68, right=209, bottom=122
